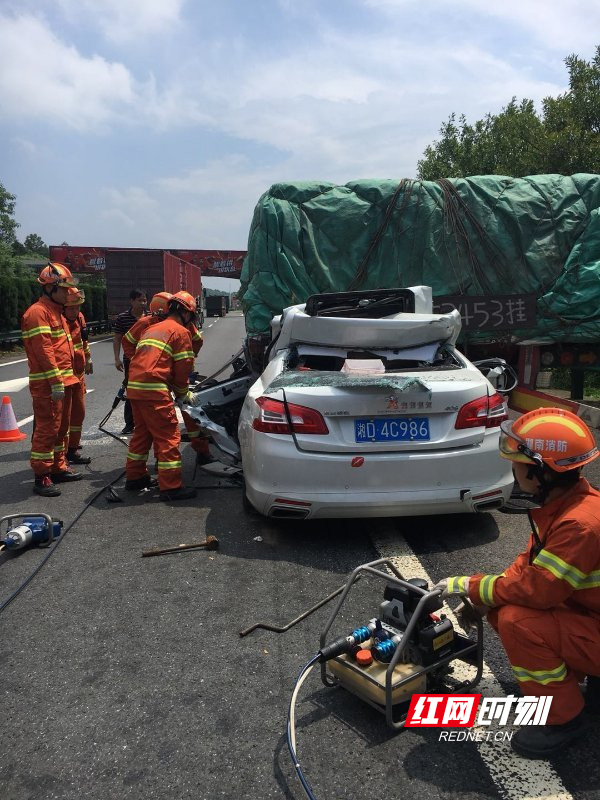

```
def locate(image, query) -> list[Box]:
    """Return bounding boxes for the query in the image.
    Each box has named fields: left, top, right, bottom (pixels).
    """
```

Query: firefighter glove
left=85, top=358, right=94, bottom=375
left=433, top=576, right=470, bottom=599
left=51, top=383, right=65, bottom=401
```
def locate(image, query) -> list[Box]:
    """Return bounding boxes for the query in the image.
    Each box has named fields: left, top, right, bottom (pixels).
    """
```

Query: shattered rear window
left=283, top=343, right=462, bottom=373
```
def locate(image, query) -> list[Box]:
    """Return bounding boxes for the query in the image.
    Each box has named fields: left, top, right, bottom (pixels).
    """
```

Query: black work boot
left=159, top=486, right=197, bottom=501
left=125, top=474, right=158, bottom=491
left=50, top=469, right=83, bottom=483
left=585, top=676, right=600, bottom=714
left=67, top=449, right=91, bottom=465
left=33, top=475, right=61, bottom=497
left=511, top=710, right=589, bottom=759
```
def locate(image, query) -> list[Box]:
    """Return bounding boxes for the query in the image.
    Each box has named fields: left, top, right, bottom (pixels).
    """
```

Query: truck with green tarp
left=239, top=174, right=600, bottom=396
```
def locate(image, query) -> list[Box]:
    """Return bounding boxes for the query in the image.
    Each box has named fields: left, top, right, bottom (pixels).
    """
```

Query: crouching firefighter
left=21, top=263, right=83, bottom=496
left=435, top=408, right=600, bottom=759
left=64, top=287, right=93, bottom=465
left=125, top=291, right=198, bottom=501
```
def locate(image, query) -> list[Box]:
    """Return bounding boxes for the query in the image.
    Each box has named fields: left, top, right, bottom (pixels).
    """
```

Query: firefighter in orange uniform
left=125, top=291, right=198, bottom=501
left=21, top=263, right=83, bottom=496
left=435, top=408, right=600, bottom=759
left=123, top=291, right=211, bottom=463
left=63, top=287, right=93, bottom=465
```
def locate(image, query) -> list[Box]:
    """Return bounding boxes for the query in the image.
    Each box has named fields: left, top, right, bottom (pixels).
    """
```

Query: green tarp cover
left=240, top=175, right=600, bottom=342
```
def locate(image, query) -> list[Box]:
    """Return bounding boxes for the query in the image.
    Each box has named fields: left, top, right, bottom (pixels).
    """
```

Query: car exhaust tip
left=269, top=506, right=310, bottom=519
left=473, top=498, right=505, bottom=512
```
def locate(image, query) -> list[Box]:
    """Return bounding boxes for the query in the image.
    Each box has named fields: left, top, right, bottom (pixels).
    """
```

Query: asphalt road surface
left=0, top=314, right=599, bottom=800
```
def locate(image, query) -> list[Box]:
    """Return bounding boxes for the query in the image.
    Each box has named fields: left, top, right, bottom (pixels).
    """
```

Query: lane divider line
left=0, top=336, right=113, bottom=369
left=370, top=523, right=573, bottom=800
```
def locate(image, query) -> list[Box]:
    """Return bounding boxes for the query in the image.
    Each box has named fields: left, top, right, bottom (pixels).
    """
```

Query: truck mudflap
left=183, top=374, right=254, bottom=460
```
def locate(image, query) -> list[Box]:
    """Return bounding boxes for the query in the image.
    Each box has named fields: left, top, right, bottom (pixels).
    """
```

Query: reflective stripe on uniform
left=137, top=338, right=173, bottom=356
left=447, top=576, right=469, bottom=594
left=187, top=430, right=200, bottom=438
left=512, top=662, right=568, bottom=685
left=68, top=426, right=82, bottom=432
left=124, top=330, right=138, bottom=344
left=22, top=326, right=52, bottom=338
left=157, top=460, right=182, bottom=470
left=127, top=451, right=149, bottom=461
left=478, top=574, right=501, bottom=605
left=61, top=368, right=74, bottom=378
left=31, top=450, right=54, bottom=460
left=54, top=443, right=65, bottom=453
left=127, top=381, right=169, bottom=392
left=173, top=350, right=194, bottom=361
left=533, top=548, right=600, bottom=590
left=29, top=368, right=61, bottom=381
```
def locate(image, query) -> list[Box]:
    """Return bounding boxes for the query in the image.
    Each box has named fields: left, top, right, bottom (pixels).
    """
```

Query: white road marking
left=0, top=356, right=28, bottom=368
left=370, top=524, right=573, bottom=800
left=14, top=389, right=95, bottom=427
left=0, top=377, right=29, bottom=393
left=0, top=336, right=112, bottom=370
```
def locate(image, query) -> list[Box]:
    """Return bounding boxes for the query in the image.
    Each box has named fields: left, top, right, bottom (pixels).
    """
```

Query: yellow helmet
left=64, top=287, right=85, bottom=307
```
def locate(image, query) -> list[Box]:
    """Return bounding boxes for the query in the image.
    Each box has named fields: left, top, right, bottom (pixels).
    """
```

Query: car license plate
left=355, top=417, right=430, bottom=442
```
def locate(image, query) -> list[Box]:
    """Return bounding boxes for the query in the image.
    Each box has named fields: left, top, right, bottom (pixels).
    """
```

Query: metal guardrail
left=0, top=321, right=112, bottom=350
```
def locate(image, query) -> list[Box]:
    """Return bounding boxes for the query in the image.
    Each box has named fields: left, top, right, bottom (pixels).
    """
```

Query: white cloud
left=363, top=0, right=600, bottom=53
left=0, top=14, right=135, bottom=130
left=57, top=0, right=185, bottom=44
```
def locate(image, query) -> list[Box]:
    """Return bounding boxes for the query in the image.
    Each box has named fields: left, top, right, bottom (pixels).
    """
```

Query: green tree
left=418, top=47, right=600, bottom=179
left=23, top=233, right=49, bottom=256
left=0, top=182, right=19, bottom=246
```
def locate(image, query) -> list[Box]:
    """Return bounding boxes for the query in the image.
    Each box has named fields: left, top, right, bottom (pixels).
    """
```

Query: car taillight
left=252, top=396, right=329, bottom=434
left=455, top=392, right=508, bottom=429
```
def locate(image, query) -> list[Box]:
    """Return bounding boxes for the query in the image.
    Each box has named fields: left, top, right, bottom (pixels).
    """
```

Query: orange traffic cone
left=0, top=395, right=27, bottom=442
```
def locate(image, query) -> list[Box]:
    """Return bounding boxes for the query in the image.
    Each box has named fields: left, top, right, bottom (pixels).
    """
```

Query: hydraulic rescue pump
left=0, top=514, right=63, bottom=552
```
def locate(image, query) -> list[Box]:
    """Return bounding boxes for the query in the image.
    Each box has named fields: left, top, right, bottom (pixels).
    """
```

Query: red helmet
left=171, top=291, right=196, bottom=313
left=499, top=407, right=599, bottom=472
left=149, top=291, right=173, bottom=314
left=38, top=262, right=76, bottom=287
left=64, top=287, right=85, bottom=307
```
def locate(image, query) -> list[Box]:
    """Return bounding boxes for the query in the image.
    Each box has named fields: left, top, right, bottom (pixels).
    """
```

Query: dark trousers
left=123, top=357, right=134, bottom=429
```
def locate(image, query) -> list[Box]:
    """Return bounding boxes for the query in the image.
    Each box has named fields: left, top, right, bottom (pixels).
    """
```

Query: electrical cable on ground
left=0, top=469, right=125, bottom=617
left=287, top=654, right=321, bottom=800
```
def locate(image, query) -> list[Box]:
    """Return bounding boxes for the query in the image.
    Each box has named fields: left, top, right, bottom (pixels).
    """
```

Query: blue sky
left=1, top=1, right=598, bottom=290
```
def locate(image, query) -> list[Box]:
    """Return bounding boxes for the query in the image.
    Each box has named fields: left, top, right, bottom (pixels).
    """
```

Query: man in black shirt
left=112, top=289, right=147, bottom=434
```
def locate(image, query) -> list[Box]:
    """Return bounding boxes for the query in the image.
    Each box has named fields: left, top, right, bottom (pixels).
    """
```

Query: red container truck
left=49, top=247, right=205, bottom=327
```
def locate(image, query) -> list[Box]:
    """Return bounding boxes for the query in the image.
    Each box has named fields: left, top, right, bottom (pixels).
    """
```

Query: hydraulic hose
left=287, top=654, right=321, bottom=800
left=0, top=470, right=125, bottom=616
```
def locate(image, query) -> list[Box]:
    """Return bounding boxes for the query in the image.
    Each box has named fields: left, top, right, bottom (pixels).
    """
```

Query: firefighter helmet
left=149, top=291, right=173, bottom=314
left=37, top=263, right=76, bottom=288
left=499, top=407, right=598, bottom=472
left=170, top=291, right=197, bottom=313
left=64, top=287, right=85, bottom=306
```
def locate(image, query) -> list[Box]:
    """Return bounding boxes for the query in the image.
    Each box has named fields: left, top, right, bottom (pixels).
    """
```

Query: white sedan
left=237, top=286, right=513, bottom=520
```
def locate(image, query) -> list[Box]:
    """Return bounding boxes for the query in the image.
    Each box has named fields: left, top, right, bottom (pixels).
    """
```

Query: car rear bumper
left=242, top=433, right=514, bottom=519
